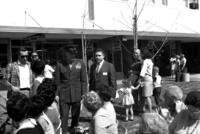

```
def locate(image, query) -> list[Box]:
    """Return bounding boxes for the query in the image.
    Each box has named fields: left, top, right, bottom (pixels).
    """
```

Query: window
left=189, top=0, right=199, bottom=9
left=151, top=0, right=168, bottom=6
left=162, top=0, right=168, bottom=5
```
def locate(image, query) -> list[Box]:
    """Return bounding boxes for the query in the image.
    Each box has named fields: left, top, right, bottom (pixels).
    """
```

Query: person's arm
left=109, top=63, right=117, bottom=98
left=131, top=84, right=140, bottom=90
left=140, top=60, right=147, bottom=78
left=181, top=59, right=186, bottom=70
left=49, top=65, right=55, bottom=73
left=5, top=63, right=19, bottom=92
left=30, top=80, right=40, bottom=96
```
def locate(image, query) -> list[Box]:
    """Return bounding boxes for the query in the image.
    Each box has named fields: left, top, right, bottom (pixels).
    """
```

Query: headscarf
left=165, top=86, right=183, bottom=100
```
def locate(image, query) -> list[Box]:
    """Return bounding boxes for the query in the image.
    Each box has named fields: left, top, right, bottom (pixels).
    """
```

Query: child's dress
left=119, top=87, right=134, bottom=106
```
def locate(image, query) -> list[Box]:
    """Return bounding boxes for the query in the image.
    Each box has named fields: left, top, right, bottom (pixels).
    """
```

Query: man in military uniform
left=55, top=46, right=87, bottom=134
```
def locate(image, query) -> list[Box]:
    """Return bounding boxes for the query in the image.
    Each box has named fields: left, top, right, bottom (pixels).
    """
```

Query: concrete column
left=31, top=42, right=36, bottom=52
left=7, top=39, right=12, bottom=63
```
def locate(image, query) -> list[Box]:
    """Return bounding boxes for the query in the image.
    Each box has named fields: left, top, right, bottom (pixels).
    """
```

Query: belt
left=145, top=73, right=152, bottom=77
left=20, top=88, right=30, bottom=91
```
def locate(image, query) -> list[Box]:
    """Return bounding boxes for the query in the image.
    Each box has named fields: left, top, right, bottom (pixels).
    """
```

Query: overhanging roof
left=0, top=25, right=200, bottom=42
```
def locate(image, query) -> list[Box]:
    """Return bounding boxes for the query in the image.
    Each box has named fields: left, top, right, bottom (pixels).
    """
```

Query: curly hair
left=83, top=91, right=102, bottom=113
left=7, top=92, right=30, bottom=122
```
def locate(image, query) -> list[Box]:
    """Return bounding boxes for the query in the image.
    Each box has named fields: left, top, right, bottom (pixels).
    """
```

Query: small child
left=118, top=79, right=140, bottom=121
left=153, top=66, right=162, bottom=108
left=170, top=55, right=176, bottom=79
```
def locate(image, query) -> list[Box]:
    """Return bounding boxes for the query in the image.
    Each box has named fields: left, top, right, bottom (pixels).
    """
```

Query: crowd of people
left=170, top=54, right=187, bottom=79
left=0, top=46, right=199, bottom=134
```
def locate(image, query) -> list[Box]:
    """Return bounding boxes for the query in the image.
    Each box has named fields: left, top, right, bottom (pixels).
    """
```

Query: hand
left=55, top=96, right=59, bottom=103
left=11, top=86, right=19, bottom=92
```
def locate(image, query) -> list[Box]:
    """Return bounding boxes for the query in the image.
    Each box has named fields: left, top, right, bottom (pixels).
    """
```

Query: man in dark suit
left=55, top=46, right=87, bottom=134
left=129, top=49, right=143, bottom=111
left=89, top=48, right=116, bottom=98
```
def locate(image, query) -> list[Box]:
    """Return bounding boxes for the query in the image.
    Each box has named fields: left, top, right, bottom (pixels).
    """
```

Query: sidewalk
left=1, top=74, right=200, bottom=134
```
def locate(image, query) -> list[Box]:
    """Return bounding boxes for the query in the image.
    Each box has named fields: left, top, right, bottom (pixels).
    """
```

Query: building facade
left=0, top=0, right=200, bottom=76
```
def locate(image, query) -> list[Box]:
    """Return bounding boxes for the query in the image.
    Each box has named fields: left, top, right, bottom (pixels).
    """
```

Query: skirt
left=142, top=76, right=153, bottom=97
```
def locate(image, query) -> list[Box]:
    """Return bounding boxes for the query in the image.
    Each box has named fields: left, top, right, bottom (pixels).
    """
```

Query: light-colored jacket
left=6, top=61, right=33, bottom=88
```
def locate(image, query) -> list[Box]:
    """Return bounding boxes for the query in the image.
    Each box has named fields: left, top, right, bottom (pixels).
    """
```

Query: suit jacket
left=89, top=61, right=116, bottom=97
left=6, top=61, right=33, bottom=88
left=55, top=59, right=87, bottom=103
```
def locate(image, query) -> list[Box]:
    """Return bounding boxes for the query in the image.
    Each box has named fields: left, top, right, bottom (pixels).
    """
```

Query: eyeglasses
left=95, top=55, right=102, bottom=57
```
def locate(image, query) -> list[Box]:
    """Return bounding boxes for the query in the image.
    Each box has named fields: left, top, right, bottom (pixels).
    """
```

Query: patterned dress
left=119, top=87, right=134, bottom=106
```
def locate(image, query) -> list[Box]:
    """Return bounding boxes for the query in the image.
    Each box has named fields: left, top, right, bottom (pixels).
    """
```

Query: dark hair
left=7, top=92, right=30, bottom=122
left=153, top=66, right=159, bottom=73
left=171, top=54, right=176, bottom=58
left=83, top=91, right=102, bottom=113
left=95, top=48, right=105, bottom=56
left=37, top=78, right=56, bottom=107
left=19, top=47, right=28, bottom=54
left=31, top=60, right=45, bottom=75
left=96, top=84, right=113, bottom=101
left=185, top=91, right=200, bottom=108
left=57, top=46, right=77, bottom=65
left=142, top=51, right=152, bottom=59
left=27, top=95, right=46, bottom=118
left=45, top=59, right=50, bottom=65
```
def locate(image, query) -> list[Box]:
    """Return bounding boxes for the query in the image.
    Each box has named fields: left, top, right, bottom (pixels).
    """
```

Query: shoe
left=124, top=117, right=129, bottom=122
left=129, top=116, right=134, bottom=121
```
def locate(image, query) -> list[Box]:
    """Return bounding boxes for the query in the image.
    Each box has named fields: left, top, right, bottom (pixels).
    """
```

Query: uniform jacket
left=55, top=59, right=87, bottom=103
left=89, top=61, right=116, bottom=97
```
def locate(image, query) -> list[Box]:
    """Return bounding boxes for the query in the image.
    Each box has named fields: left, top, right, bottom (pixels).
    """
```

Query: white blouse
left=140, top=59, right=153, bottom=77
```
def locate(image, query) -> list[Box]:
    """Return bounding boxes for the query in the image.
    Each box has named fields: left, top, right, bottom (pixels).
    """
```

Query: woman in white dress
left=140, top=51, right=154, bottom=113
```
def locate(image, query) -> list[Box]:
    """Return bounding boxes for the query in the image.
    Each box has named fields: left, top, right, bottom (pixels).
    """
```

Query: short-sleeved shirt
left=92, top=102, right=118, bottom=134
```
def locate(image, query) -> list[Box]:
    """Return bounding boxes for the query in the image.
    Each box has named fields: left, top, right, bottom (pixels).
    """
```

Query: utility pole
left=133, top=0, right=138, bottom=50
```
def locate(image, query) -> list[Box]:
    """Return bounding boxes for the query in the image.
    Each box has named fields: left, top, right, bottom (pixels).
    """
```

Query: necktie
left=69, top=64, right=72, bottom=70
left=96, top=63, right=100, bottom=73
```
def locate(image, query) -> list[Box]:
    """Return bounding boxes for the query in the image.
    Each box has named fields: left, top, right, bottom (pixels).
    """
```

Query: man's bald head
left=134, top=49, right=141, bottom=55
left=133, top=49, right=141, bottom=61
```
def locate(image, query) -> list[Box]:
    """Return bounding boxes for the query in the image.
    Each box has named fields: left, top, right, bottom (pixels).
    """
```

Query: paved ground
left=78, top=74, right=200, bottom=134
left=1, top=73, right=200, bottom=134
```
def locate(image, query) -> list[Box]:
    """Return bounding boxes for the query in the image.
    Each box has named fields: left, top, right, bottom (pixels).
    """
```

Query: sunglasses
left=21, top=55, right=28, bottom=58
left=95, top=55, right=102, bottom=57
